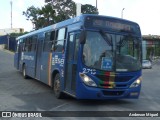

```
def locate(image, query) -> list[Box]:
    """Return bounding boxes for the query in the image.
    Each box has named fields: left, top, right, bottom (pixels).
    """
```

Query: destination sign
left=93, top=19, right=131, bottom=31
left=84, top=16, right=140, bottom=34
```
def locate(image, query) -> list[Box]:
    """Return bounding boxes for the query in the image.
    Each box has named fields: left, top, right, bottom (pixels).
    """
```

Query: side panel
left=51, top=53, right=65, bottom=85
left=41, top=52, right=51, bottom=84
left=14, top=53, right=18, bottom=69
left=22, top=52, right=35, bottom=78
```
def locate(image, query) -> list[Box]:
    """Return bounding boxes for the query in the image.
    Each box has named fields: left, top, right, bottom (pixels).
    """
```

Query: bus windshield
left=83, top=31, right=141, bottom=72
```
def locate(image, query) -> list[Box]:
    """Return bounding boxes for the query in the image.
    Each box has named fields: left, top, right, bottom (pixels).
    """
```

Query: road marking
left=52, top=103, right=69, bottom=110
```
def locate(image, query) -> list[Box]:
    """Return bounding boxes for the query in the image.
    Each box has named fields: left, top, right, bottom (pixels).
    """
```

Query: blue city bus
left=14, top=14, right=142, bottom=99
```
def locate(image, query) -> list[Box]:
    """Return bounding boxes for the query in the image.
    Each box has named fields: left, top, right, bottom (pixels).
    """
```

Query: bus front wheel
left=53, top=73, right=64, bottom=99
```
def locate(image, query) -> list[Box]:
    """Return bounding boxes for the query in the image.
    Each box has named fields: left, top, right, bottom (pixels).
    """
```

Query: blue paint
left=14, top=14, right=142, bottom=99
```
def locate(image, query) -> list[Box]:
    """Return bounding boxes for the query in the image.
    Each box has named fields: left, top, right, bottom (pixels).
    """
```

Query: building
left=142, top=35, right=160, bottom=60
left=0, top=28, right=24, bottom=36
left=0, top=28, right=24, bottom=51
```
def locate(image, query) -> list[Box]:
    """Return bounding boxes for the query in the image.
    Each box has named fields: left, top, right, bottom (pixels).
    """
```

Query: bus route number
left=83, top=68, right=96, bottom=75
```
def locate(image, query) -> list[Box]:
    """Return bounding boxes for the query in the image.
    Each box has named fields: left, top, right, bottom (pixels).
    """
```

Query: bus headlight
left=79, top=73, right=97, bottom=87
left=130, top=77, right=142, bottom=88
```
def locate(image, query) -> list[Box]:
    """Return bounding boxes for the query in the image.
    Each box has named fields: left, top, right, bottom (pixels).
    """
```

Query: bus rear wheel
left=53, top=73, right=64, bottom=99
left=22, top=64, right=28, bottom=79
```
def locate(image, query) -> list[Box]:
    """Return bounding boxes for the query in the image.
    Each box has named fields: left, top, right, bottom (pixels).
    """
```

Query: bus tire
left=22, top=64, right=28, bottom=79
left=53, top=73, right=64, bottom=99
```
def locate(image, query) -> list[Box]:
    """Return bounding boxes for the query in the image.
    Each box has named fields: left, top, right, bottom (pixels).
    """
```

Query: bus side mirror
left=80, top=31, right=86, bottom=44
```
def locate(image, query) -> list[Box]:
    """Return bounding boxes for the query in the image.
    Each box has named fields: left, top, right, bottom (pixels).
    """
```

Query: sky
left=0, top=0, right=160, bottom=35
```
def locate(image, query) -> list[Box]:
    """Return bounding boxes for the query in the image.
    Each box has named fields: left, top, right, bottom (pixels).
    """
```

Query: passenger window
left=43, top=32, right=53, bottom=52
left=57, top=28, right=66, bottom=40
left=31, top=35, right=37, bottom=51
left=50, top=31, right=55, bottom=40
left=28, top=37, right=32, bottom=52
left=54, top=28, right=66, bottom=52
left=24, top=38, right=29, bottom=52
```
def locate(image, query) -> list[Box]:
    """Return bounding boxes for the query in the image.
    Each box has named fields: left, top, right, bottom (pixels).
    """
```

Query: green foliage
left=23, top=6, right=41, bottom=28
left=10, top=32, right=29, bottom=37
left=82, top=4, right=98, bottom=14
left=23, top=5, right=56, bottom=29
left=23, top=0, right=99, bottom=30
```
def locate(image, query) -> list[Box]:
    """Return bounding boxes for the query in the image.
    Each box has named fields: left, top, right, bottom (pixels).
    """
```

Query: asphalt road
left=0, top=50, right=160, bottom=120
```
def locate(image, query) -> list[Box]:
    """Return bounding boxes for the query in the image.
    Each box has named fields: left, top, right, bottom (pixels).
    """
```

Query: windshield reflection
left=83, top=31, right=141, bottom=72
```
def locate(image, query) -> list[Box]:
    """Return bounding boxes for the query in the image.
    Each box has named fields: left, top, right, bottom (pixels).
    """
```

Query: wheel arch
left=51, top=69, right=60, bottom=88
left=21, top=62, right=25, bottom=72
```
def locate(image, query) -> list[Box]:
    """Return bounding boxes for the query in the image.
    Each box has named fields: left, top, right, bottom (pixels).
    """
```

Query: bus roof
left=17, top=14, right=140, bottom=40
left=82, top=14, right=138, bottom=25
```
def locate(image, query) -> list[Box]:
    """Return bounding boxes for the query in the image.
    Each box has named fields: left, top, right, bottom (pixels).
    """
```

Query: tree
left=47, top=0, right=76, bottom=19
left=39, top=4, right=56, bottom=26
left=46, top=0, right=98, bottom=15
left=82, top=4, right=98, bottom=14
left=23, top=4, right=57, bottom=29
left=23, top=6, right=42, bottom=29
left=23, top=0, right=99, bottom=29
left=10, top=32, right=29, bottom=37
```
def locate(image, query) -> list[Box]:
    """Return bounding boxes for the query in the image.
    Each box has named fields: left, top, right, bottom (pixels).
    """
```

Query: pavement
left=1, top=49, right=14, bottom=55
left=0, top=49, right=160, bottom=120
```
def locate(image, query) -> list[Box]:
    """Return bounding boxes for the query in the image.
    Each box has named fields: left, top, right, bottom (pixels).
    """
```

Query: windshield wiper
left=99, top=30, right=113, bottom=46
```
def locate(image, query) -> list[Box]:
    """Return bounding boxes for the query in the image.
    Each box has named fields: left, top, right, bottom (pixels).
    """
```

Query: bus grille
left=96, top=75, right=134, bottom=89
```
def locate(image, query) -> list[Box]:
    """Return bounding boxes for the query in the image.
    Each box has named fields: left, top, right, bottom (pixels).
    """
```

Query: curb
left=1, top=49, right=14, bottom=55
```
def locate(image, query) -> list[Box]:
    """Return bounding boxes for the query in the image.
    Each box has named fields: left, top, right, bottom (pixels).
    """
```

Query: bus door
left=35, top=39, right=43, bottom=80
left=65, top=32, right=80, bottom=94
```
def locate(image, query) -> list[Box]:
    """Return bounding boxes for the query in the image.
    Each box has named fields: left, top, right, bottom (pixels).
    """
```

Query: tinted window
left=28, top=37, right=32, bottom=52
left=74, top=34, right=80, bottom=61
left=55, top=40, right=64, bottom=52
left=24, top=38, right=29, bottom=52
left=68, top=34, right=74, bottom=60
left=31, top=35, right=37, bottom=51
left=44, top=31, right=54, bottom=52
left=22, top=35, right=37, bottom=52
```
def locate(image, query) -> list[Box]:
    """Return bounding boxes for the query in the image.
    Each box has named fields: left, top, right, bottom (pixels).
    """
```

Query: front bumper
left=76, top=82, right=141, bottom=99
